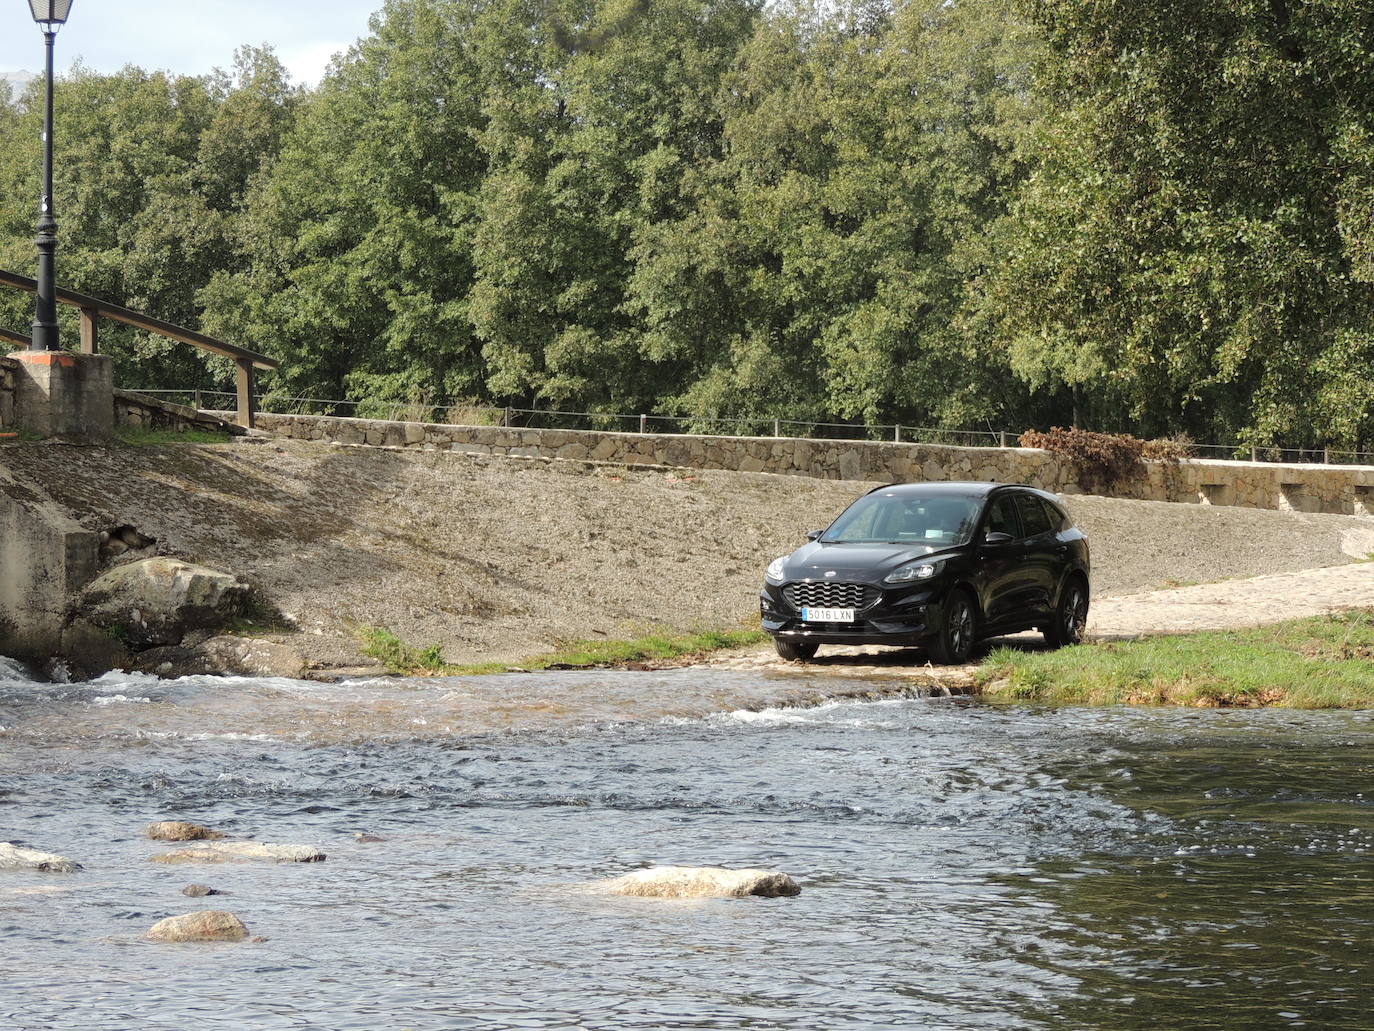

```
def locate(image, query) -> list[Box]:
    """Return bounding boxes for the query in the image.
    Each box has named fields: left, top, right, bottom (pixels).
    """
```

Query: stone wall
left=244, top=413, right=1374, bottom=517
left=0, top=355, right=15, bottom=431
left=115, top=389, right=244, bottom=436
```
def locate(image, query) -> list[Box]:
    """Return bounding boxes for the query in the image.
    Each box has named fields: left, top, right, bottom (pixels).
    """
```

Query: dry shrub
left=1018, top=427, right=1191, bottom=488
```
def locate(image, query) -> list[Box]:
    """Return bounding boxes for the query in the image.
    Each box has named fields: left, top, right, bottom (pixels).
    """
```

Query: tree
left=203, top=0, right=489, bottom=409
left=980, top=0, right=1374, bottom=447
left=0, top=53, right=298, bottom=391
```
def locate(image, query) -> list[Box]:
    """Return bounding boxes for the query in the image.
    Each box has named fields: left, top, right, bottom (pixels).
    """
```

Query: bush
left=1018, top=427, right=1190, bottom=488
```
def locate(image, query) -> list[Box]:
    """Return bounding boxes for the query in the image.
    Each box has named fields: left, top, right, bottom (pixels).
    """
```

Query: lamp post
left=28, top=0, right=74, bottom=352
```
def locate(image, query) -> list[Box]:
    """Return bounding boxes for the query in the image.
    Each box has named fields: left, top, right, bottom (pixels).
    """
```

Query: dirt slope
left=3, top=439, right=1370, bottom=668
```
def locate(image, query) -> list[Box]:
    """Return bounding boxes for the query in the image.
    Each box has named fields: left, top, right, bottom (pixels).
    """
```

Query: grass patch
left=976, top=609, right=1374, bottom=709
left=357, top=625, right=767, bottom=677
left=115, top=427, right=233, bottom=446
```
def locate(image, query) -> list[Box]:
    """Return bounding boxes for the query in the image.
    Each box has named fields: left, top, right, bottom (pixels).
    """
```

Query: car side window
left=985, top=495, right=1021, bottom=538
left=1015, top=493, right=1055, bottom=538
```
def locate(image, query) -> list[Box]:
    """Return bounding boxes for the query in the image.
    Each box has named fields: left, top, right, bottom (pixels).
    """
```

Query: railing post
left=894, top=424, right=901, bottom=443
left=999, top=431, right=1010, bottom=449
left=235, top=359, right=256, bottom=429
left=773, top=418, right=780, bottom=437
left=1324, top=447, right=1331, bottom=464
left=193, top=388, right=202, bottom=411
left=640, top=413, right=648, bottom=434
left=79, top=307, right=98, bottom=354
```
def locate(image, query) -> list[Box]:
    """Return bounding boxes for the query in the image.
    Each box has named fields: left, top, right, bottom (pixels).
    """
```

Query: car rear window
left=1015, top=493, right=1055, bottom=537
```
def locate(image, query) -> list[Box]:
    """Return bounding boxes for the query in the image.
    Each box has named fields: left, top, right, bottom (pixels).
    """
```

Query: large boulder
left=76, top=558, right=251, bottom=649
left=0, top=842, right=82, bottom=873
left=146, top=911, right=249, bottom=943
left=596, top=866, right=801, bottom=899
left=150, top=841, right=325, bottom=864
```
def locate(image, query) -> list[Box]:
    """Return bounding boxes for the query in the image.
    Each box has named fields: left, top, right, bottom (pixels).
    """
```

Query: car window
left=1015, top=493, right=1055, bottom=537
left=1044, top=498, right=1072, bottom=531
left=825, top=492, right=981, bottom=545
left=985, top=495, right=1021, bottom=538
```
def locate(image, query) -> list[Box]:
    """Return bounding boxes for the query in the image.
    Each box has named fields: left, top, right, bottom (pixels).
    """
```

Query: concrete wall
left=0, top=463, right=99, bottom=660
left=247, top=412, right=1374, bottom=517
left=0, top=355, right=16, bottom=430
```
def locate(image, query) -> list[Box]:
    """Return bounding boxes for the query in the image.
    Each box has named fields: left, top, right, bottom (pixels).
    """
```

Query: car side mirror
left=983, top=531, right=1014, bottom=545
left=805, top=529, right=824, bottom=542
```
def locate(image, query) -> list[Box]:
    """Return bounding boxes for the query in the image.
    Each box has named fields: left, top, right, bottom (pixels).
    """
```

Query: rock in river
left=181, top=884, right=227, bottom=898
left=596, top=866, right=801, bottom=899
left=147, top=821, right=228, bottom=842
left=150, top=841, right=325, bottom=864
left=0, top=842, right=82, bottom=873
left=146, top=911, right=249, bottom=943
left=76, top=557, right=251, bottom=649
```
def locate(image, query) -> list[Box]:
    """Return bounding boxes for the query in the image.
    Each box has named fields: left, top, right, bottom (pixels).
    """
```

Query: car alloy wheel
left=1045, top=580, right=1088, bottom=648
left=931, top=590, right=976, bottom=665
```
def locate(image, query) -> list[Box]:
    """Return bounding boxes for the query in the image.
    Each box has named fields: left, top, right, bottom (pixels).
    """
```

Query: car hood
left=783, top=541, right=956, bottom=582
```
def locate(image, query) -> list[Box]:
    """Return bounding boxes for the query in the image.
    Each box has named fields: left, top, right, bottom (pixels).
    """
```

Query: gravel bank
left=3, top=440, right=1370, bottom=669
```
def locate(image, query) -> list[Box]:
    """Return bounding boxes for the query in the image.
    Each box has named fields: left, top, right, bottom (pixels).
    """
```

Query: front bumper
left=759, top=581, right=937, bottom=646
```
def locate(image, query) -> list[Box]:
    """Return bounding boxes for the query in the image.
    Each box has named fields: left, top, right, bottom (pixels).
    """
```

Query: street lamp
left=28, top=0, right=74, bottom=352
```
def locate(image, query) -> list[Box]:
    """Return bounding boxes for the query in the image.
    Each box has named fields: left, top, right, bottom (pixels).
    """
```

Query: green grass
left=114, top=426, right=233, bottom=446
left=357, top=625, right=767, bottom=677
left=976, top=608, right=1374, bottom=709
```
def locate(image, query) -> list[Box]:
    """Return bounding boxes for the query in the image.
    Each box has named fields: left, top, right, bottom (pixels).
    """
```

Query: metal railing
left=0, top=267, right=278, bottom=429
left=124, top=389, right=1374, bottom=466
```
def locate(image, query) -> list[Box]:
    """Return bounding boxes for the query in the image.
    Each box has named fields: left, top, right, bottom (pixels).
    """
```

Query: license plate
left=801, top=606, right=855, bottom=623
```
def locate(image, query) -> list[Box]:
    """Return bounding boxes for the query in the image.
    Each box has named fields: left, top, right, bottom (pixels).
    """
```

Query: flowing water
left=2, top=657, right=1373, bottom=1030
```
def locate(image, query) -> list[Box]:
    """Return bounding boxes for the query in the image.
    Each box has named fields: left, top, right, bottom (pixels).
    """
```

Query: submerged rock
left=146, top=910, right=249, bottom=943
left=353, top=832, right=385, bottom=843
left=133, top=637, right=307, bottom=679
left=150, top=841, right=325, bottom=864
left=147, top=821, right=228, bottom=842
left=596, top=866, right=801, bottom=899
left=0, top=842, right=81, bottom=873
left=181, top=884, right=227, bottom=898
left=76, top=557, right=251, bottom=649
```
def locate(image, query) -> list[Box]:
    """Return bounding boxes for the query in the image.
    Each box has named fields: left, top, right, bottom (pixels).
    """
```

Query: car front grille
left=783, top=581, right=879, bottom=611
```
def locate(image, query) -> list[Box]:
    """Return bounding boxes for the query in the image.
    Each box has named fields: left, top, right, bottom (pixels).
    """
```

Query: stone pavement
left=1088, top=562, right=1374, bottom=638
left=699, top=561, right=1374, bottom=685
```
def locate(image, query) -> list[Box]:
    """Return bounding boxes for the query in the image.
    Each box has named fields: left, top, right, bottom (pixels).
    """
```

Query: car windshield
left=822, top=492, right=981, bottom=546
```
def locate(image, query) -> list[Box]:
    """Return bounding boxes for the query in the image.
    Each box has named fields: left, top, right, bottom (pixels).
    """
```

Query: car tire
left=774, top=638, right=819, bottom=662
left=1043, top=577, right=1089, bottom=649
left=928, top=589, right=977, bottom=665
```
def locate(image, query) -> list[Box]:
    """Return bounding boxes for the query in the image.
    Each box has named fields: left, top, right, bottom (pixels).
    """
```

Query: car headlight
left=766, top=556, right=787, bottom=584
left=884, top=559, right=943, bottom=584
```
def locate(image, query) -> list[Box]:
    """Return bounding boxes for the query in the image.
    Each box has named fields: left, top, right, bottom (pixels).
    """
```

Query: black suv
left=760, top=482, right=1090, bottom=664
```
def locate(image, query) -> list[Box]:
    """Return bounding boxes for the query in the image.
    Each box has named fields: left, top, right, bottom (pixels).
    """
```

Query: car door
left=978, top=492, right=1029, bottom=625
left=1012, top=492, right=1059, bottom=618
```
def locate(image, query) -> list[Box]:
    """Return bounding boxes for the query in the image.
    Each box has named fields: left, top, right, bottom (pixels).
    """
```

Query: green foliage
left=978, top=610, right=1374, bottom=709
left=980, top=0, right=1374, bottom=448
left=358, top=623, right=765, bottom=676
left=359, top=626, right=448, bottom=674
left=2, top=0, right=1371, bottom=446
left=113, top=427, right=234, bottom=446
left=0, top=48, right=301, bottom=392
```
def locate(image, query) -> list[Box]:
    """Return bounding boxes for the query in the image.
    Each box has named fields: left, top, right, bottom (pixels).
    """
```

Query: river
left=2, top=657, right=1372, bottom=1030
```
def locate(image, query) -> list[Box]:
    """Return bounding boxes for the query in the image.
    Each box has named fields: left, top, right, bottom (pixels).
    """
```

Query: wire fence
left=131, top=388, right=1374, bottom=467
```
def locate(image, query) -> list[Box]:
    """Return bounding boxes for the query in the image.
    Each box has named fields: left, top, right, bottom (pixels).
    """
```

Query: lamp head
left=29, top=0, right=74, bottom=32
